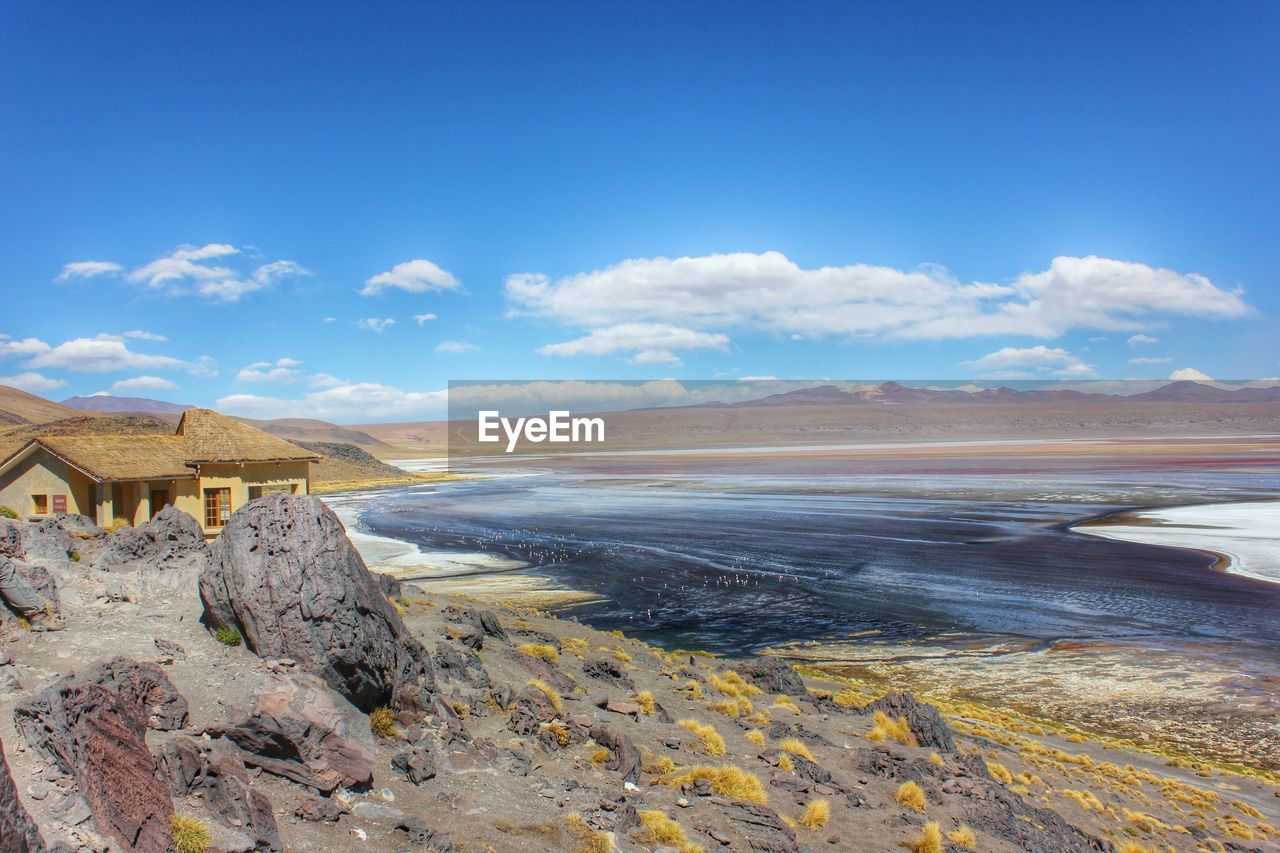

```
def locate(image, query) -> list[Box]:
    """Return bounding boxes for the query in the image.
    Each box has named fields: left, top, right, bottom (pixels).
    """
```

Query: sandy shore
left=1074, top=499, right=1280, bottom=585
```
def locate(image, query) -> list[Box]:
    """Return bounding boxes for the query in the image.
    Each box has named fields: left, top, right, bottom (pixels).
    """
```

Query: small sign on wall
left=52, top=494, right=67, bottom=514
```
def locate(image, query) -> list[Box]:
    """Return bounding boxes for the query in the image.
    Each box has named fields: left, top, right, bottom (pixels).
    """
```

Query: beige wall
left=0, top=449, right=94, bottom=520
left=193, top=461, right=310, bottom=537
left=0, top=453, right=309, bottom=537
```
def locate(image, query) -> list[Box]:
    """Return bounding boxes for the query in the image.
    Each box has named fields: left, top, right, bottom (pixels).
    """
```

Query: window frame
left=203, top=487, right=232, bottom=528
left=32, top=494, right=49, bottom=515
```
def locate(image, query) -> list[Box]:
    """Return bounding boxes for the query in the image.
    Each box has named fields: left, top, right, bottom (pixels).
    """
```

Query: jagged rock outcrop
left=587, top=724, right=642, bottom=785
left=0, top=558, right=60, bottom=625
left=862, top=691, right=957, bottom=752
left=1, top=732, right=46, bottom=853
left=155, top=734, right=281, bottom=851
left=735, top=656, right=807, bottom=697
left=208, top=672, right=377, bottom=793
left=93, top=506, right=208, bottom=574
left=199, top=494, right=433, bottom=711
left=442, top=605, right=509, bottom=649
left=13, top=658, right=188, bottom=853
left=0, top=518, right=74, bottom=567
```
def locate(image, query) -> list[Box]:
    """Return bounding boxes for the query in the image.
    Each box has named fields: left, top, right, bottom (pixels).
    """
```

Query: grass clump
left=528, top=679, right=564, bottom=714
left=778, top=753, right=795, bottom=772
left=797, top=799, right=830, bottom=829
left=745, top=729, right=766, bottom=748
left=947, top=825, right=976, bottom=849
left=369, top=706, right=397, bottom=738
left=565, top=813, right=611, bottom=853
left=611, top=647, right=632, bottom=663
left=679, top=679, right=704, bottom=699
left=706, top=698, right=752, bottom=717
left=772, top=694, right=800, bottom=713
left=590, top=747, right=611, bottom=769
left=518, top=642, right=559, bottom=664
left=894, top=780, right=927, bottom=813
left=561, top=637, right=589, bottom=657
left=637, top=810, right=702, bottom=852
left=68, top=551, right=81, bottom=562
left=928, top=752, right=944, bottom=767
left=870, top=711, right=915, bottom=745
left=777, top=738, right=813, bottom=761
left=0, top=506, right=19, bottom=519
left=986, top=760, right=1014, bottom=785
left=542, top=720, right=572, bottom=746
left=668, top=765, right=767, bottom=804
left=905, top=821, right=943, bottom=853
left=677, top=719, right=726, bottom=755
left=214, top=626, right=242, bottom=647
left=171, top=814, right=212, bottom=853
left=641, top=746, right=677, bottom=775
left=633, top=690, right=656, bottom=715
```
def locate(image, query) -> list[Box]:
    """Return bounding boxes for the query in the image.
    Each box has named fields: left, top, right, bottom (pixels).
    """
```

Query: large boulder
left=94, top=506, right=208, bottom=575
left=208, top=672, right=377, bottom=793
left=0, top=558, right=60, bottom=626
left=0, top=732, right=45, bottom=853
left=155, top=734, right=281, bottom=851
left=0, top=518, right=74, bottom=566
left=736, top=656, right=807, bottom=697
left=199, top=494, right=433, bottom=711
left=13, top=658, right=188, bottom=852
left=862, top=692, right=957, bottom=752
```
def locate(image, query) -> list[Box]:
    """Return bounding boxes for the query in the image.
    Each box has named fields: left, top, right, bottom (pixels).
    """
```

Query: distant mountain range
left=714, top=380, right=1280, bottom=407
left=61, top=394, right=194, bottom=415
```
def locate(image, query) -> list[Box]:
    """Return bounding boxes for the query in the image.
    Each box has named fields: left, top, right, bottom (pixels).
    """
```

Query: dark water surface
left=359, top=468, right=1280, bottom=655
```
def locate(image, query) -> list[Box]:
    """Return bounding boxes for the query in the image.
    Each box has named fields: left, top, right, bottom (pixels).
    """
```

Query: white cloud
left=1127, top=334, right=1159, bottom=347
left=322, top=317, right=336, bottom=323
left=0, top=335, right=52, bottom=359
left=0, top=372, right=66, bottom=392
left=55, top=260, right=123, bottom=282
left=122, top=330, right=168, bottom=341
left=357, top=318, right=396, bottom=333
left=308, top=373, right=345, bottom=389
left=961, top=345, right=1096, bottom=379
left=361, top=259, right=459, bottom=296
left=1129, top=356, right=1171, bottom=364
left=1170, top=367, right=1213, bottom=381
left=506, top=253, right=1250, bottom=360
left=25, top=334, right=217, bottom=376
left=435, top=340, right=478, bottom=354
left=414, top=313, right=438, bottom=326
left=739, top=375, right=778, bottom=381
left=237, top=357, right=306, bottom=383
left=124, top=243, right=310, bottom=302
left=536, top=323, right=729, bottom=366
left=110, top=375, right=177, bottom=394
left=218, top=382, right=448, bottom=421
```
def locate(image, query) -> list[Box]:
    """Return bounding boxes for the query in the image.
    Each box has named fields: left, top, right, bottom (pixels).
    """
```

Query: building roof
left=177, top=409, right=322, bottom=464
left=0, top=408, right=320, bottom=483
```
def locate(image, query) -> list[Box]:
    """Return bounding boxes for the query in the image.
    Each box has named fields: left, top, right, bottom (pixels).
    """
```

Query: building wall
left=0, top=449, right=94, bottom=519
left=191, top=460, right=311, bottom=536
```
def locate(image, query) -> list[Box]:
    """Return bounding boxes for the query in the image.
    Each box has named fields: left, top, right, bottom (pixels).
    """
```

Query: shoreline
left=1072, top=498, right=1280, bottom=586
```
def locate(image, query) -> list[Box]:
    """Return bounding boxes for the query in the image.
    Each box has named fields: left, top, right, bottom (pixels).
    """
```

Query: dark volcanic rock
left=862, top=692, right=957, bottom=752
left=1, top=732, right=45, bottom=853
left=208, top=672, right=377, bottom=793
left=13, top=658, right=187, bottom=853
left=0, top=521, right=21, bottom=559
left=507, top=686, right=560, bottom=736
left=294, top=794, right=347, bottom=823
left=395, top=816, right=454, bottom=851
left=0, top=518, right=74, bottom=566
left=93, top=506, right=208, bottom=574
left=433, top=641, right=490, bottom=689
left=961, top=772, right=1107, bottom=852
left=199, top=494, right=434, bottom=711
left=0, top=558, right=60, bottom=623
left=582, top=657, right=634, bottom=689
left=155, top=734, right=281, bottom=851
left=711, top=800, right=798, bottom=852
left=442, top=605, right=508, bottom=646
left=587, top=724, right=642, bottom=785
left=736, top=656, right=807, bottom=697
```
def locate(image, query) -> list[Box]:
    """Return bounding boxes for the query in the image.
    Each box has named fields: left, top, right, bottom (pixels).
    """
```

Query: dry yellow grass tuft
left=565, top=813, right=611, bottom=853
left=833, top=687, right=864, bottom=708
left=518, top=642, right=559, bottom=664
left=678, top=719, right=726, bottom=755
left=528, top=679, right=564, bottom=713
left=679, top=679, right=705, bottom=699
left=590, top=748, right=610, bottom=769
left=171, top=814, right=212, bottom=853
left=612, top=647, right=632, bottom=663
left=928, top=752, right=944, bottom=767
left=668, top=765, right=767, bottom=804
left=870, top=711, right=915, bottom=745
left=894, top=780, right=927, bottom=813
left=369, top=706, right=397, bottom=739
left=561, top=637, right=589, bottom=657
left=778, top=753, right=795, bottom=772
left=772, top=694, right=800, bottom=713
left=746, top=729, right=766, bottom=748
left=1115, top=844, right=1159, bottom=853
left=906, top=821, right=943, bottom=853
left=986, top=761, right=1014, bottom=785
left=637, top=810, right=689, bottom=847
left=542, top=720, right=571, bottom=746
left=633, top=690, right=656, bottom=715
left=797, top=799, right=831, bottom=829
left=777, top=738, right=814, bottom=761
left=947, top=825, right=976, bottom=849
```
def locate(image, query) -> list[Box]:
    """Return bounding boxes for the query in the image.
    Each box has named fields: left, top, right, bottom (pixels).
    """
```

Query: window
left=248, top=483, right=296, bottom=501
left=32, top=494, right=48, bottom=515
left=204, top=487, right=231, bottom=528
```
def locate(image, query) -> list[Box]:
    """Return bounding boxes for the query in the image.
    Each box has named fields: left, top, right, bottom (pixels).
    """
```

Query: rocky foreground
left=1, top=498, right=1277, bottom=853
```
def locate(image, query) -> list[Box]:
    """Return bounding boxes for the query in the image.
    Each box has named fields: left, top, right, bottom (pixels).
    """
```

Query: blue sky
left=1, top=1, right=1277, bottom=422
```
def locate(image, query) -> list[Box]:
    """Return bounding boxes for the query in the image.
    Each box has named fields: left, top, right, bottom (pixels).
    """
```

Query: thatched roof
left=0, top=408, right=320, bottom=482
left=34, top=435, right=194, bottom=481
left=177, top=409, right=322, bottom=464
